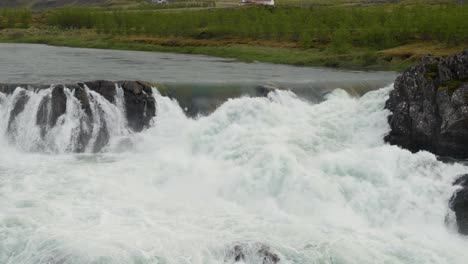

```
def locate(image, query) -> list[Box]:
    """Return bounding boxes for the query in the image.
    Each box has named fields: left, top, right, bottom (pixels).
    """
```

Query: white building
left=239, top=0, right=275, bottom=6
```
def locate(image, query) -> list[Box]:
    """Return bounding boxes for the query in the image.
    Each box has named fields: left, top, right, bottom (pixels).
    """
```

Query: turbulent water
left=1, top=82, right=468, bottom=264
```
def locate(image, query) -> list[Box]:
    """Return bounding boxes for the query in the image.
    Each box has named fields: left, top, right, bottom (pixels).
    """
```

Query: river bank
left=2, top=28, right=466, bottom=71
left=1, top=4, right=466, bottom=71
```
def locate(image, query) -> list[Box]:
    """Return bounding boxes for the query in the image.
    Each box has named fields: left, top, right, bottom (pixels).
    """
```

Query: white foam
left=0, top=85, right=467, bottom=264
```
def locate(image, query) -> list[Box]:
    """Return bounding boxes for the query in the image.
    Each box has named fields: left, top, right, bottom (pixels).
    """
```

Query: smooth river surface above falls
left=0, top=43, right=397, bottom=84
left=0, top=43, right=467, bottom=264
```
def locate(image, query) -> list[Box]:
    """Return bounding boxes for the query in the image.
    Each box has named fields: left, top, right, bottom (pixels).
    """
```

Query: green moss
left=424, top=63, right=439, bottom=80
left=154, top=83, right=170, bottom=96
left=438, top=78, right=468, bottom=96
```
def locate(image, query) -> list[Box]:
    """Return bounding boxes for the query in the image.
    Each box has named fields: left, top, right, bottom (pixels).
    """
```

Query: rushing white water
left=0, top=85, right=467, bottom=264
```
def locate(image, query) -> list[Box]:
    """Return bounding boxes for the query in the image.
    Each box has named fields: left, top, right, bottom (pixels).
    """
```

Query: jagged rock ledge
left=383, top=51, right=468, bottom=235
left=449, top=174, right=468, bottom=235
left=225, top=242, right=280, bottom=264
left=0, top=80, right=156, bottom=152
left=385, top=50, right=468, bottom=159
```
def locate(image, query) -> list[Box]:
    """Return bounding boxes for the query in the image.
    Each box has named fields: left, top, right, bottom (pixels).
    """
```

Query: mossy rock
left=424, top=63, right=439, bottom=80
left=463, top=93, right=468, bottom=104
left=154, top=83, right=170, bottom=96
left=438, top=78, right=468, bottom=96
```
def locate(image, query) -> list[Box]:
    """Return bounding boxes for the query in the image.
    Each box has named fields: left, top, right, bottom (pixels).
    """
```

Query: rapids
left=1, top=83, right=468, bottom=264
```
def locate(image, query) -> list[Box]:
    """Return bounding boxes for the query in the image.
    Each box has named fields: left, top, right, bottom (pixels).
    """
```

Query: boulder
left=7, top=89, right=30, bottom=133
left=73, top=84, right=94, bottom=152
left=36, top=94, right=51, bottom=138
left=50, top=85, right=67, bottom=126
left=83, top=80, right=116, bottom=103
left=92, top=113, right=110, bottom=153
left=385, top=50, right=468, bottom=158
left=255, top=84, right=276, bottom=97
left=225, top=243, right=280, bottom=264
left=118, top=81, right=156, bottom=132
left=74, top=84, right=93, bottom=118
left=449, top=174, right=468, bottom=235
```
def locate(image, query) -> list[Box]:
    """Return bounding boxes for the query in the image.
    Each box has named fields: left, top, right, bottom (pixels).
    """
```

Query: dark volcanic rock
left=0, top=83, right=49, bottom=94
left=119, top=81, right=156, bottom=132
left=93, top=120, right=110, bottom=153
left=84, top=80, right=116, bottom=103
left=385, top=50, right=468, bottom=158
left=7, top=90, right=30, bottom=133
left=73, top=85, right=94, bottom=152
left=34, top=85, right=68, bottom=138
left=36, top=95, right=51, bottom=138
left=50, top=85, right=67, bottom=126
left=255, top=85, right=276, bottom=97
left=0, top=83, right=27, bottom=94
left=450, top=174, right=468, bottom=235
left=226, top=243, right=280, bottom=264
left=74, top=84, right=93, bottom=118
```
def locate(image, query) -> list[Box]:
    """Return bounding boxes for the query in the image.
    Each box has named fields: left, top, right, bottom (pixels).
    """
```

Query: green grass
left=0, top=28, right=419, bottom=71
left=439, top=78, right=468, bottom=95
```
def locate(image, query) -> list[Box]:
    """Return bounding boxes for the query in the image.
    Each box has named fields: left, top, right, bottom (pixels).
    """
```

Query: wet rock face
left=385, top=50, right=468, bottom=158
left=7, top=90, right=29, bottom=133
left=84, top=80, right=116, bottom=103
left=50, top=85, right=67, bottom=126
left=226, top=243, right=280, bottom=264
left=1, top=80, right=156, bottom=152
left=449, top=174, right=468, bottom=235
left=73, top=84, right=95, bottom=152
left=118, top=81, right=156, bottom=132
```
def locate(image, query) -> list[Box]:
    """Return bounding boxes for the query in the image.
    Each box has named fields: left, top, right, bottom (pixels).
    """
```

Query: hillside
left=0, top=0, right=465, bottom=70
left=1, top=0, right=460, bottom=9
left=0, top=0, right=142, bottom=9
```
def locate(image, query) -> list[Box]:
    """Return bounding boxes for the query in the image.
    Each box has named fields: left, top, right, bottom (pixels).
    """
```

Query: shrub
left=43, top=4, right=468, bottom=49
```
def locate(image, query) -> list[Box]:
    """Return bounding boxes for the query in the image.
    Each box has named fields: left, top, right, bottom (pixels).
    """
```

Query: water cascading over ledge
left=0, top=81, right=156, bottom=153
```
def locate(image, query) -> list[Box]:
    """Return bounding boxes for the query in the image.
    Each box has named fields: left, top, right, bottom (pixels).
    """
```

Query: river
left=0, top=43, right=467, bottom=264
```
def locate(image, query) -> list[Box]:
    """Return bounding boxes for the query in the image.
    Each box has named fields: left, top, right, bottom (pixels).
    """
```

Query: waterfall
left=1, top=82, right=468, bottom=264
left=0, top=81, right=154, bottom=153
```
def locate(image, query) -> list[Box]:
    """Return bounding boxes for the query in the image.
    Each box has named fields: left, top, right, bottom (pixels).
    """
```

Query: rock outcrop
left=449, top=174, right=468, bottom=235
left=225, top=243, right=280, bottom=264
left=7, top=89, right=29, bottom=132
left=385, top=50, right=468, bottom=158
left=0, top=80, right=156, bottom=152
left=119, top=81, right=156, bottom=132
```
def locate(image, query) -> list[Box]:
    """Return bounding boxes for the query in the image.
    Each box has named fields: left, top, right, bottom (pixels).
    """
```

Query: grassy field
left=0, top=1, right=467, bottom=71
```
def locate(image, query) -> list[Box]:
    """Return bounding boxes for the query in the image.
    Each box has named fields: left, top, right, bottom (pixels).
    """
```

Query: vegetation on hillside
left=134, top=1, right=216, bottom=9
left=0, top=8, right=31, bottom=28
left=0, top=1, right=467, bottom=70
left=46, top=5, right=467, bottom=50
